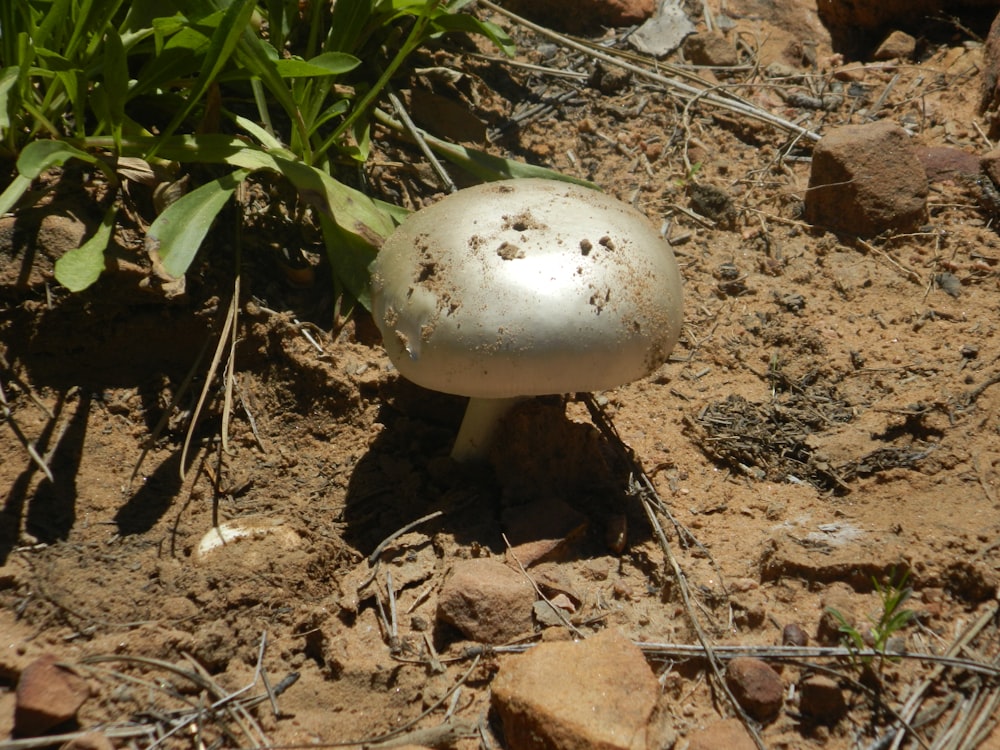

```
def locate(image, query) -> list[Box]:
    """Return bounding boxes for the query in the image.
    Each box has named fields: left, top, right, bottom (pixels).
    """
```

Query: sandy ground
left=2, top=1, right=999, bottom=748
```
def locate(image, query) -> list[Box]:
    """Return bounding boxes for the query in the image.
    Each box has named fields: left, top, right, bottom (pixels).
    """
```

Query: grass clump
left=0, top=0, right=561, bottom=303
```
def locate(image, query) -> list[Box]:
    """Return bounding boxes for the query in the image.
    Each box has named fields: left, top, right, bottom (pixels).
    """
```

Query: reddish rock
left=724, top=657, right=784, bottom=722
left=686, top=718, right=757, bottom=750
left=436, top=559, right=535, bottom=643
left=798, top=674, right=848, bottom=724
left=915, top=146, right=981, bottom=183
left=492, top=629, right=658, bottom=750
left=980, top=148, right=1000, bottom=187
left=873, top=30, right=916, bottom=60
left=981, top=9, right=1000, bottom=129
left=683, top=32, right=739, bottom=68
left=499, top=0, right=654, bottom=33
left=15, top=655, right=90, bottom=736
left=804, top=120, right=927, bottom=237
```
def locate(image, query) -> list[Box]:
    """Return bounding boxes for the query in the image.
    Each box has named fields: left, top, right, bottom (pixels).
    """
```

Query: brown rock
left=798, top=674, right=848, bottom=724
left=980, top=148, right=1000, bottom=187
left=686, top=718, right=757, bottom=750
left=804, top=120, right=927, bottom=237
left=499, top=0, right=654, bottom=33
left=724, top=657, right=784, bottom=722
left=981, top=9, right=1000, bottom=125
left=436, top=559, right=534, bottom=644
left=915, top=146, right=981, bottom=183
left=873, top=30, right=916, bottom=60
left=782, top=623, right=809, bottom=647
left=492, top=629, right=658, bottom=750
left=683, top=32, right=739, bottom=68
left=15, top=655, right=90, bottom=736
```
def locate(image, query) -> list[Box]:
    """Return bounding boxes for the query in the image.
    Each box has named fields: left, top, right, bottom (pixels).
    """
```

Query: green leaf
left=430, top=13, right=515, bottom=57
left=15, top=139, right=99, bottom=178
left=231, top=112, right=284, bottom=150
left=103, top=26, right=129, bottom=148
left=0, top=66, right=20, bottom=133
left=0, top=175, right=33, bottom=218
left=148, top=168, right=250, bottom=278
left=317, top=213, right=378, bottom=308
left=274, top=52, right=361, bottom=78
left=54, top=205, right=118, bottom=291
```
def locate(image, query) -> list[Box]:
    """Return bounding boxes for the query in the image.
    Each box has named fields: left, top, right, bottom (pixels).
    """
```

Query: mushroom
left=370, top=178, right=684, bottom=461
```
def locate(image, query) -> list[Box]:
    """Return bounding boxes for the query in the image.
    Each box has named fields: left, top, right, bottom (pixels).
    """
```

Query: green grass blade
left=147, top=0, right=257, bottom=157
left=148, top=168, right=250, bottom=277
left=326, top=0, right=376, bottom=54
left=54, top=205, right=118, bottom=291
left=429, top=12, right=514, bottom=56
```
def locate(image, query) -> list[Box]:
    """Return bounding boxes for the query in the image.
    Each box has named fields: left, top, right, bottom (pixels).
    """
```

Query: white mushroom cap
left=370, top=178, right=684, bottom=399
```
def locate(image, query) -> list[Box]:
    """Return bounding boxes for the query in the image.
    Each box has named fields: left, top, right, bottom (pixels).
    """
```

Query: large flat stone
left=492, top=629, right=658, bottom=750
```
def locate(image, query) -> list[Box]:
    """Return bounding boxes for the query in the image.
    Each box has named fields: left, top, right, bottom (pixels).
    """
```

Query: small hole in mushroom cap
left=417, top=261, right=436, bottom=282
left=580, top=239, right=593, bottom=255
left=599, top=235, right=615, bottom=250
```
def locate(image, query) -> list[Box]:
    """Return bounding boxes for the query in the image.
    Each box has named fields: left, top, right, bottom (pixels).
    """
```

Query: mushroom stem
left=451, top=397, right=522, bottom=462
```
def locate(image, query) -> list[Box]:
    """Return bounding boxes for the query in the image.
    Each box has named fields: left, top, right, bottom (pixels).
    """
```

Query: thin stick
left=477, top=0, right=821, bottom=143
left=856, top=237, right=924, bottom=285
left=387, top=86, right=457, bottom=194
left=180, top=289, right=237, bottom=481
left=485, top=641, right=1000, bottom=678
left=887, top=601, right=999, bottom=750
left=0, top=377, right=54, bottom=482
left=367, top=510, right=444, bottom=567
left=386, top=570, right=399, bottom=642
left=503, top=532, right=584, bottom=637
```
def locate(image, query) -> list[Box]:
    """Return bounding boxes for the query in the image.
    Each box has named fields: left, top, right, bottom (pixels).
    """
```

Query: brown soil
left=2, top=2, right=1000, bottom=749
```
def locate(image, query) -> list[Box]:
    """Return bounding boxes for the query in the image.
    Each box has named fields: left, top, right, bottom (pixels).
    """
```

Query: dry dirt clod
left=817, top=582, right=859, bottom=645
